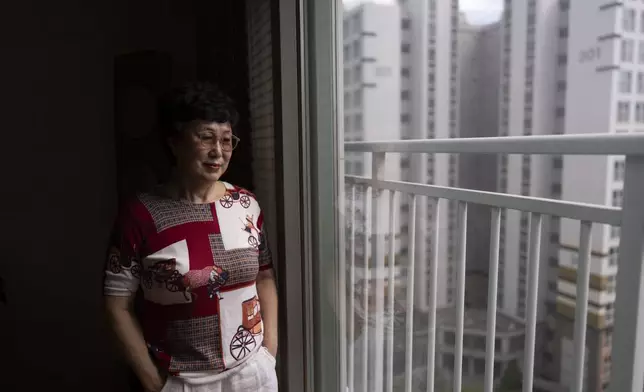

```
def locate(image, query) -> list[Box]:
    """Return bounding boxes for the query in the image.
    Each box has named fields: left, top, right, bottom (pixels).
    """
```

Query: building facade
left=549, top=0, right=644, bottom=391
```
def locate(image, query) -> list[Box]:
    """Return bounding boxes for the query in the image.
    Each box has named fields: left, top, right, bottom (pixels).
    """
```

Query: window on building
left=548, top=256, right=558, bottom=267
left=558, top=53, right=568, bottom=65
left=354, top=113, right=363, bottom=131
left=624, top=8, right=636, bottom=32
left=352, top=13, right=362, bottom=33
left=636, top=102, right=644, bottom=122
left=622, top=38, right=635, bottom=62
left=614, top=159, right=626, bottom=181
left=611, top=225, right=621, bottom=239
left=401, top=113, right=410, bottom=124
left=638, top=72, right=644, bottom=94
left=548, top=281, right=557, bottom=292
left=618, top=101, right=631, bottom=122
left=609, top=247, right=619, bottom=266
left=344, top=115, right=350, bottom=131
left=620, top=70, right=633, bottom=93
left=354, top=90, right=362, bottom=107
left=612, top=189, right=624, bottom=207
left=557, top=80, right=566, bottom=92
left=401, top=18, right=410, bottom=30
left=401, top=42, right=410, bottom=53
left=605, top=331, right=613, bottom=347
left=401, top=90, right=410, bottom=100
left=354, top=64, right=362, bottom=83
left=641, top=11, right=644, bottom=33
left=401, top=67, right=410, bottom=78
left=355, top=160, right=363, bottom=174
left=353, top=40, right=361, bottom=59
left=639, top=41, right=644, bottom=64
left=344, top=160, right=352, bottom=175
left=344, top=68, right=351, bottom=86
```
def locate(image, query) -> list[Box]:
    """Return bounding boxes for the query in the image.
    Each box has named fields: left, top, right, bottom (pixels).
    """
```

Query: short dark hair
left=158, top=81, right=239, bottom=140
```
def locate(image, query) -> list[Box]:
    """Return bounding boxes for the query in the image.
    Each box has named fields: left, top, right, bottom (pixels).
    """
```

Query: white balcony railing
left=341, top=134, right=644, bottom=392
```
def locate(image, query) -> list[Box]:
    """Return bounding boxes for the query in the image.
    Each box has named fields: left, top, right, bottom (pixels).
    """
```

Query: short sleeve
left=104, top=201, right=144, bottom=296
left=257, top=212, right=273, bottom=271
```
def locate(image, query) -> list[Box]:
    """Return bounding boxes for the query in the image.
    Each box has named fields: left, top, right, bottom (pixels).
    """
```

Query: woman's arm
left=105, top=295, right=165, bottom=392
left=257, top=268, right=279, bottom=357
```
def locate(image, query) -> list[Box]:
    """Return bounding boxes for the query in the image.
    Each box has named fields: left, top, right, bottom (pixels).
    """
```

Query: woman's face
left=170, top=121, right=235, bottom=184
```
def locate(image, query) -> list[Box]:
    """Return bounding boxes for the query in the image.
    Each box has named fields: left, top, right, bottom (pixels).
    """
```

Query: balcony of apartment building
left=341, top=131, right=644, bottom=392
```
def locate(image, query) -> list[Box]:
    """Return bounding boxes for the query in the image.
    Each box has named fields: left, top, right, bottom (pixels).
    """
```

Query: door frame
left=270, top=0, right=309, bottom=391
left=272, top=0, right=341, bottom=391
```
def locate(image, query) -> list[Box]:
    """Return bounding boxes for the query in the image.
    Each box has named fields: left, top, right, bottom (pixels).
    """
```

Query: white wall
left=561, top=0, right=617, bottom=255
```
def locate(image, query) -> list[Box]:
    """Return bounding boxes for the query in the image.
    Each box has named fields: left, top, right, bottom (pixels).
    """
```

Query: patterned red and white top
left=104, top=182, right=273, bottom=375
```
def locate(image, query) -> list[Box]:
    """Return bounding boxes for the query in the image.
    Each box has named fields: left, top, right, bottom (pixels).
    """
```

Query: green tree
left=498, top=360, right=522, bottom=392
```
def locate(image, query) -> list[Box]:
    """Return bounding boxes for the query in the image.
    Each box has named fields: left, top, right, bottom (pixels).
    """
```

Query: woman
left=104, top=82, right=279, bottom=392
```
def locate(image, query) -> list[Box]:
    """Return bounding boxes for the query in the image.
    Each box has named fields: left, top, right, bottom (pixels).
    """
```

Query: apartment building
left=344, top=0, right=461, bottom=314
left=343, top=1, right=462, bottom=390
left=435, top=308, right=525, bottom=385
left=342, top=1, right=402, bottom=281
left=400, top=0, right=460, bottom=314
left=458, top=15, right=502, bottom=292
left=342, top=3, right=402, bottom=392
left=498, top=0, right=560, bottom=323
left=548, top=1, right=644, bottom=391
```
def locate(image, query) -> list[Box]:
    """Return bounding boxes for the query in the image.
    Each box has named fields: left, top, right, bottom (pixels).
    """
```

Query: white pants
left=160, top=348, right=278, bottom=392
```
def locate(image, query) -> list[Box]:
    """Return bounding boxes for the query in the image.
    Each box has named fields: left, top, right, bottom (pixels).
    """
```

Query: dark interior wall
left=195, top=0, right=254, bottom=191
left=0, top=1, right=125, bottom=391
left=0, top=1, right=252, bottom=390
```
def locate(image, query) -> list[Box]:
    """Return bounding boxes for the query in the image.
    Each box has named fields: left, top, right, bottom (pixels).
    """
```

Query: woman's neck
left=169, top=175, right=225, bottom=204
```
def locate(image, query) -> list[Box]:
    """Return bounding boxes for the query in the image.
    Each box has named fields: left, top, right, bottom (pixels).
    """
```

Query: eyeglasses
left=195, top=132, right=240, bottom=152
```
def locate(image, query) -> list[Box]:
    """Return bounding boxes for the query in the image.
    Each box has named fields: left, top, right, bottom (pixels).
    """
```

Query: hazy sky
left=343, top=0, right=504, bottom=25
left=460, top=0, right=503, bottom=24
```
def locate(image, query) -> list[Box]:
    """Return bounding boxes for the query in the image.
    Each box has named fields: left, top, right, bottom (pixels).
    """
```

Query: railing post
left=523, top=213, right=542, bottom=392
left=426, top=199, right=441, bottom=392
left=610, top=155, right=644, bottom=392
left=348, top=185, right=357, bottom=392
left=571, top=221, right=592, bottom=392
left=454, top=202, right=468, bottom=392
left=371, top=152, right=386, bottom=392
left=484, top=208, right=502, bottom=392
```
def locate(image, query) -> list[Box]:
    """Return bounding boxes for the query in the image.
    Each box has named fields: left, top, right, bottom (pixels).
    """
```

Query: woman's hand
left=142, top=375, right=166, bottom=392
left=105, top=296, right=167, bottom=392
left=257, top=269, right=278, bottom=359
